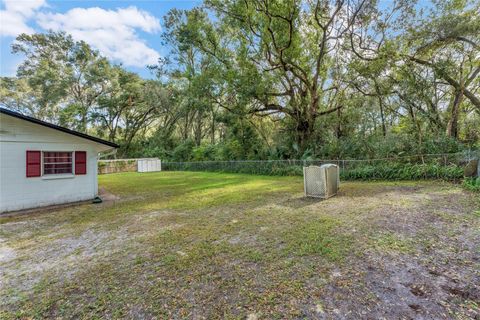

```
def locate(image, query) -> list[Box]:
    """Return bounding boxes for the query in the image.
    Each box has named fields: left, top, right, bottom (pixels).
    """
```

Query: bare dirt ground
left=0, top=172, right=479, bottom=319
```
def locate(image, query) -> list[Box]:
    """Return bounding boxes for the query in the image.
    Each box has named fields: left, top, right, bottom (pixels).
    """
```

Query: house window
left=43, top=152, right=73, bottom=175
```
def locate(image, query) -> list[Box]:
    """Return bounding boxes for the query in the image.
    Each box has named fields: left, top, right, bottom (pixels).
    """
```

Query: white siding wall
left=0, top=114, right=110, bottom=213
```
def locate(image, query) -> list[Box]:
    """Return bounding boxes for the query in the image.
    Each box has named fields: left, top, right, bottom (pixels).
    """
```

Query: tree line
left=1, top=0, right=479, bottom=160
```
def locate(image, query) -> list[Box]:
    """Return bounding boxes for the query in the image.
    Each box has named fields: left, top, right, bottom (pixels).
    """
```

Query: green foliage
left=192, top=143, right=219, bottom=161
left=172, top=139, right=196, bottom=161
left=462, top=177, right=480, bottom=192
left=141, top=146, right=172, bottom=160
left=217, top=140, right=244, bottom=160
left=2, top=31, right=171, bottom=158
left=3, top=1, right=480, bottom=162
left=6, top=32, right=111, bottom=132
left=342, top=163, right=463, bottom=181
left=313, top=133, right=466, bottom=160
left=162, top=160, right=464, bottom=181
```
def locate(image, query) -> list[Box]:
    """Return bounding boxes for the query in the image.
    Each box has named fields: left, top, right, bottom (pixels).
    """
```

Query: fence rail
left=99, top=151, right=479, bottom=180
left=162, top=152, right=472, bottom=168
left=161, top=152, right=478, bottom=180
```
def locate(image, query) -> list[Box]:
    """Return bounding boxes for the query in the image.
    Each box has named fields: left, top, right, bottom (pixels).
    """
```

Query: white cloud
left=36, top=6, right=161, bottom=67
left=0, top=0, right=46, bottom=37
left=0, top=10, right=35, bottom=36
left=4, top=0, right=46, bottom=16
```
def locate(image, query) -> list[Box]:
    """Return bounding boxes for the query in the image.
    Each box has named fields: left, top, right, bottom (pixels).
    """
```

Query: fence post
left=478, top=156, right=480, bottom=178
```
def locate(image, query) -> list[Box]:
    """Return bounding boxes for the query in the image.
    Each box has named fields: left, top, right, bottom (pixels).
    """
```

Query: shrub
left=192, top=144, right=219, bottom=161
left=163, top=161, right=464, bottom=181
left=462, top=177, right=480, bottom=192
left=341, top=163, right=463, bottom=181
left=172, top=139, right=195, bottom=161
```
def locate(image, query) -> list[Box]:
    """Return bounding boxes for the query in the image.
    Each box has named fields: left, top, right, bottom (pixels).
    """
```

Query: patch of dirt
left=0, top=188, right=121, bottom=218
left=1, top=229, right=120, bottom=304
left=303, top=186, right=480, bottom=319
left=227, top=234, right=258, bottom=245
left=311, top=249, right=479, bottom=319
left=0, top=209, right=182, bottom=306
left=0, top=200, right=93, bottom=218
left=98, top=187, right=121, bottom=201
left=1, top=180, right=479, bottom=319
left=0, top=238, right=16, bottom=263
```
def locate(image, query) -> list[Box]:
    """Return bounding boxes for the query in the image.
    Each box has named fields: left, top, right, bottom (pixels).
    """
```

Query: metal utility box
left=303, top=164, right=340, bottom=198
left=137, top=158, right=162, bottom=173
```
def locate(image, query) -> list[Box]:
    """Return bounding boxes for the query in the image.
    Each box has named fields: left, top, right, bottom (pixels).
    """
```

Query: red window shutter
left=75, top=151, right=87, bottom=175
left=26, top=151, right=41, bottom=177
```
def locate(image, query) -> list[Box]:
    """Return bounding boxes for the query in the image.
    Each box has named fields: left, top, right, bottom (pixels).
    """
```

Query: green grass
left=370, top=232, right=416, bottom=254
left=284, top=218, right=351, bottom=260
left=1, top=172, right=479, bottom=319
left=102, top=171, right=300, bottom=209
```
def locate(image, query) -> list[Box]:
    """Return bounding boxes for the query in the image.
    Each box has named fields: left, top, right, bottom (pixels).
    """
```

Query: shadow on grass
left=279, top=195, right=324, bottom=209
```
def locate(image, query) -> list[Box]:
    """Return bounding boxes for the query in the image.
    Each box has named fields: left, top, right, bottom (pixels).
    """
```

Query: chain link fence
left=161, top=152, right=478, bottom=180
left=99, top=151, right=479, bottom=180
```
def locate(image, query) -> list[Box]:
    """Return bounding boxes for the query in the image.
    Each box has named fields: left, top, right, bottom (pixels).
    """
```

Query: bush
left=462, top=177, right=480, bottom=192
left=172, top=139, right=195, bottom=161
left=142, top=146, right=172, bottom=160
left=192, top=144, right=219, bottom=161
left=313, top=133, right=466, bottom=160
left=341, top=163, right=463, bottom=181
left=163, top=160, right=464, bottom=181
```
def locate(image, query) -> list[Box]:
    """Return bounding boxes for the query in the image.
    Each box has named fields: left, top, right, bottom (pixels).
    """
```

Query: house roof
left=0, top=107, right=119, bottom=148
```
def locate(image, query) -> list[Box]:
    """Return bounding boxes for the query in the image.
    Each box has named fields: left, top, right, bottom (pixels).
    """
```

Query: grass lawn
left=1, top=172, right=479, bottom=319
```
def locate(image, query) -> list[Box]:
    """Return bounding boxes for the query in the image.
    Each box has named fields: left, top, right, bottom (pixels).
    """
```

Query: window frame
left=42, top=151, right=74, bottom=176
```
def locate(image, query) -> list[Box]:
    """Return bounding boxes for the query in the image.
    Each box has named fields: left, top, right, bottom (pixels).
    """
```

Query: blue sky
left=0, top=0, right=200, bottom=78
left=1, top=0, right=434, bottom=79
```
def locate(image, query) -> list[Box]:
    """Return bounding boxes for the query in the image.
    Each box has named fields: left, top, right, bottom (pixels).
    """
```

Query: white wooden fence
left=137, top=158, right=162, bottom=172
left=98, top=158, right=161, bottom=174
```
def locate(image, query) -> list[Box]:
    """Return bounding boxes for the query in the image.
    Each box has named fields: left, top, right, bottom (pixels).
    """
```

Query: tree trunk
left=446, top=89, right=463, bottom=138
left=182, top=112, right=190, bottom=140
left=404, top=102, right=422, bottom=147
left=374, top=82, right=386, bottom=137
left=379, top=98, right=386, bottom=137
left=296, top=117, right=315, bottom=156
left=194, top=111, right=203, bottom=146
left=335, top=107, right=342, bottom=139
left=211, top=111, right=215, bottom=144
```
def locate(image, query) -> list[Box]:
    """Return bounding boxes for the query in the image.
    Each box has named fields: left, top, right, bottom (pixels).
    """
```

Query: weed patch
left=370, top=232, right=416, bottom=254
left=284, top=218, right=351, bottom=261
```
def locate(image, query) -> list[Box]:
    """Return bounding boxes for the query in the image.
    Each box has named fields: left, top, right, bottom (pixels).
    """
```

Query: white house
left=0, top=108, right=118, bottom=213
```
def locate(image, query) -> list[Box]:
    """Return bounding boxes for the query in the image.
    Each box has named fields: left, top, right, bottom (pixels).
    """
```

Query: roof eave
left=0, top=108, right=119, bottom=148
